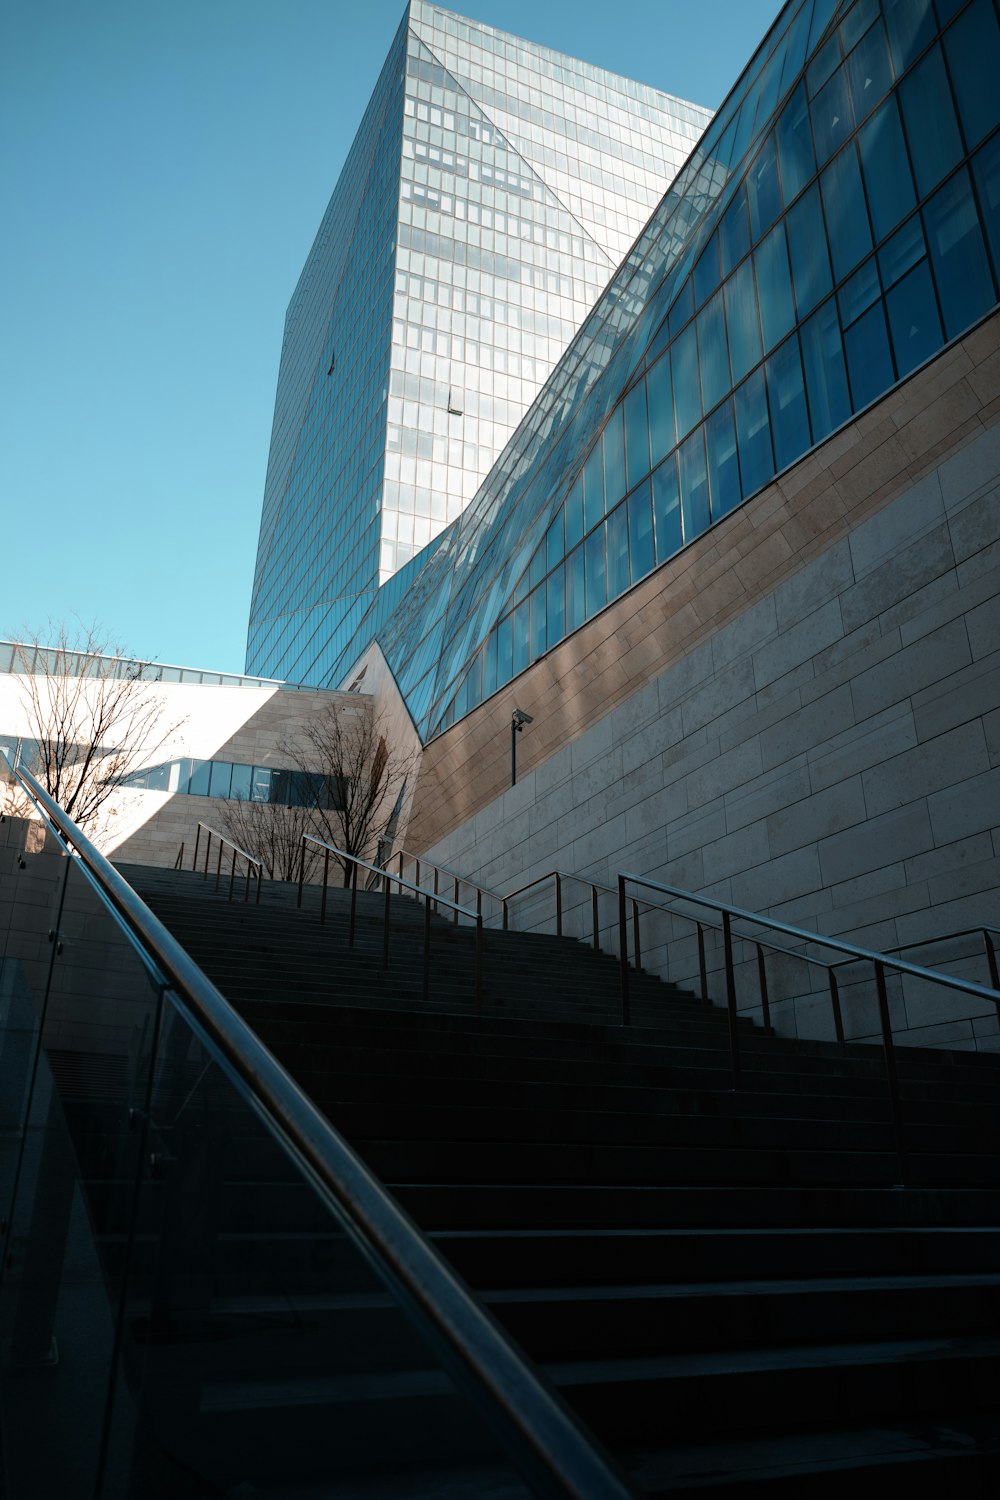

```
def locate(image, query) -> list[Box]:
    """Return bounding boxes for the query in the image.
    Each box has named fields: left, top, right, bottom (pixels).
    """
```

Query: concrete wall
left=413, top=318, right=1000, bottom=1051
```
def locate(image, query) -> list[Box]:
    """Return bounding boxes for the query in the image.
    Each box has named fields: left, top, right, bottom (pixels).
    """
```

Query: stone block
left=967, top=594, right=1000, bottom=662
left=927, top=765, right=1000, bottom=844
left=912, top=660, right=1000, bottom=744
left=862, top=721, right=989, bottom=818
left=622, top=709, right=683, bottom=777
left=840, top=521, right=955, bottom=633
left=800, top=622, right=900, bottom=708
left=939, top=420, right=1000, bottom=509
left=773, top=538, right=854, bottom=631
left=850, top=619, right=971, bottom=722
left=729, top=845, right=823, bottom=913
left=680, top=658, right=755, bottom=738
left=711, top=594, right=778, bottom=671
left=767, top=776, right=868, bottom=858
left=848, top=471, right=944, bottom=580
left=760, top=683, right=854, bottom=772
left=685, top=736, right=764, bottom=808
left=753, top=598, right=845, bottom=692
left=818, top=802, right=935, bottom=886
left=701, top=820, right=770, bottom=884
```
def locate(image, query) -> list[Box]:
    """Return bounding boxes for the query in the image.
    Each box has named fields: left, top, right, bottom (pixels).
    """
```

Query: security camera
left=511, top=708, right=533, bottom=729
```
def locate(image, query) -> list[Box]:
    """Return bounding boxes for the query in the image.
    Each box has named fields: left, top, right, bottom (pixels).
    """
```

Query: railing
left=829, top=924, right=1000, bottom=995
left=0, top=753, right=635, bottom=1500
left=300, top=835, right=485, bottom=1013
left=394, top=846, right=503, bottom=924
left=190, top=819, right=262, bottom=903
left=617, top=871, right=1000, bottom=1185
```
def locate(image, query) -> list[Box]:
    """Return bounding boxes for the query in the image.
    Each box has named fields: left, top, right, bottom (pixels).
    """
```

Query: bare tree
left=217, top=703, right=415, bottom=887
left=7, top=624, right=181, bottom=845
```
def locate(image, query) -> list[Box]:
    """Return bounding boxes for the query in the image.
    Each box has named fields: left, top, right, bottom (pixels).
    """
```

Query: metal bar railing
left=299, top=835, right=485, bottom=1015
left=617, top=872, right=1000, bottom=1186
left=4, top=756, right=635, bottom=1500
left=828, top=925, right=1000, bottom=1007
left=394, top=846, right=502, bottom=926
left=500, top=869, right=641, bottom=957
left=190, top=821, right=262, bottom=904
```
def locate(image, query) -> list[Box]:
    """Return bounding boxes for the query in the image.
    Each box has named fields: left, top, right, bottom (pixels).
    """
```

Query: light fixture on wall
left=510, top=707, right=533, bottom=788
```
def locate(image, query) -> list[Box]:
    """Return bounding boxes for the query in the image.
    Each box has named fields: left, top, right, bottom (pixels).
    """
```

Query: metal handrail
left=394, top=845, right=503, bottom=925
left=618, top=871, right=1000, bottom=1186
left=500, top=869, right=642, bottom=960
left=299, top=835, right=485, bottom=1014
left=191, top=820, right=262, bottom=904
left=828, top=924, right=1000, bottom=993
left=4, top=755, right=635, bottom=1500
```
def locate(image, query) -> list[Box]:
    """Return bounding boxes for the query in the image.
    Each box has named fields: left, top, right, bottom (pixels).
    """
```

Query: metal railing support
left=697, top=923, right=708, bottom=1001
left=382, top=878, right=392, bottom=971
left=591, top=885, right=600, bottom=953
left=722, top=910, right=741, bottom=1091
left=617, top=875, right=630, bottom=1026
left=474, top=916, right=484, bottom=1016
left=828, top=968, right=845, bottom=1043
left=986, top=930, right=1000, bottom=994
left=422, top=895, right=431, bottom=1004
left=631, top=900, right=641, bottom=975
left=755, top=942, right=771, bottom=1031
left=874, top=959, right=907, bottom=1185
left=349, top=860, right=358, bottom=948
left=555, top=872, right=563, bottom=938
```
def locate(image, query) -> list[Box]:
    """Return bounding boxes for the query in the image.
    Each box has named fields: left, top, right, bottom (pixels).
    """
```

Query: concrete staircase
left=105, top=862, right=1000, bottom=1495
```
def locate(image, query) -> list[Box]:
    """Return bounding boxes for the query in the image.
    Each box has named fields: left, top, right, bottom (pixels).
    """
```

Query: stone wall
left=412, top=317, right=1000, bottom=1051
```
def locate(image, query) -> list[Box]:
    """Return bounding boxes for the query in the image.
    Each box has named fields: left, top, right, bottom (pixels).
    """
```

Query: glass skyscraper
left=246, top=2, right=711, bottom=686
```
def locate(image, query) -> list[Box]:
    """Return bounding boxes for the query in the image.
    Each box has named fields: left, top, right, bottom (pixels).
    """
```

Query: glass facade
left=245, top=2, right=711, bottom=687
left=339, top=0, right=1000, bottom=742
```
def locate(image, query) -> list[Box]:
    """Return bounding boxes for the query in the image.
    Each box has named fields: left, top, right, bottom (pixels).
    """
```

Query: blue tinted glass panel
left=607, top=502, right=630, bottom=599
left=840, top=0, right=879, bottom=52
left=883, top=0, right=935, bottom=72
left=734, top=367, right=774, bottom=497
left=725, top=258, right=763, bottom=383
left=628, top=480, right=655, bottom=583
left=584, top=528, right=607, bottom=618
left=839, top=256, right=881, bottom=327
left=766, top=335, right=811, bottom=472
left=512, top=600, right=529, bottom=676
left=565, top=546, right=586, bottom=634
left=693, top=233, right=722, bottom=308
left=624, top=380, right=650, bottom=490
left=529, top=544, right=545, bottom=589
left=845, top=19, right=892, bottom=125
left=529, top=586, right=546, bottom=662
left=858, top=96, right=916, bottom=242
left=546, top=509, right=564, bottom=571
left=189, top=760, right=211, bottom=797
left=230, top=764, right=252, bottom=801
left=583, top=440, right=605, bottom=531
left=786, top=184, right=832, bottom=318
left=546, top=565, right=566, bottom=647
left=844, top=299, right=895, bottom=409
left=879, top=215, right=926, bottom=289
left=924, top=168, right=996, bottom=337
left=756, top=222, right=796, bottom=353
left=886, top=258, right=943, bottom=377
left=811, top=64, right=854, bottom=164
left=944, top=0, right=1000, bottom=150
left=697, top=290, right=731, bottom=412
left=719, top=182, right=751, bottom=275
left=603, top=406, right=626, bottom=509
left=652, top=457, right=682, bottom=562
left=669, top=277, right=695, bottom=339
left=483, top=632, right=498, bottom=698
left=565, top=473, right=584, bottom=548
left=496, top=616, right=513, bottom=686
left=821, top=144, right=873, bottom=281
left=251, top=767, right=271, bottom=803
left=935, top=0, right=967, bottom=22
left=705, top=401, right=741, bottom=519
left=748, top=133, right=783, bottom=242
left=972, top=135, right=1000, bottom=280
left=808, top=34, right=840, bottom=98
left=900, top=45, right=964, bottom=199
left=647, top=354, right=675, bottom=466
left=672, top=320, right=703, bottom=441
left=801, top=298, right=851, bottom=442
left=776, top=82, right=815, bottom=202
left=678, top=429, right=710, bottom=542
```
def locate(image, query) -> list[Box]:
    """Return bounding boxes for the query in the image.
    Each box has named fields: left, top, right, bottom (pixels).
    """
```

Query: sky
left=2, top=0, right=781, bottom=676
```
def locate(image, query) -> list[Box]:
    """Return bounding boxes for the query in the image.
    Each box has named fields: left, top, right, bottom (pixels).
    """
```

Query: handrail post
left=422, top=894, right=431, bottom=1004
left=203, top=828, right=212, bottom=881
left=755, top=942, right=771, bottom=1031
left=433, top=866, right=439, bottom=917
left=631, top=899, right=641, bottom=975
left=229, top=846, right=237, bottom=902
left=321, top=847, right=330, bottom=925
left=244, top=858, right=251, bottom=904
left=555, top=872, right=562, bottom=938
left=985, top=929, right=1000, bottom=997
left=874, top=959, right=908, bottom=1185
left=214, top=836, right=223, bottom=894
left=697, top=922, right=708, bottom=1001
left=382, top=875, right=391, bottom=971
left=474, top=915, right=483, bottom=1017
left=502, top=898, right=509, bottom=932
left=591, top=884, right=599, bottom=953
left=192, top=824, right=201, bottom=873
left=618, top=875, right=631, bottom=1026
left=829, top=969, right=845, bottom=1043
left=722, top=910, right=740, bottom=1091
left=454, top=876, right=460, bottom=927
left=349, top=859, right=358, bottom=948
left=255, top=864, right=261, bottom=905
left=297, top=840, right=306, bottom=908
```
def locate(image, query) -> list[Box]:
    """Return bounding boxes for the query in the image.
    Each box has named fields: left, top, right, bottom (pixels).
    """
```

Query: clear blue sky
left=2, top=0, right=781, bottom=675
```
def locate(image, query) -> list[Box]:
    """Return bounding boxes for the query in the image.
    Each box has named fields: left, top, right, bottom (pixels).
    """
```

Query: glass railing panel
left=0, top=824, right=164, bottom=1499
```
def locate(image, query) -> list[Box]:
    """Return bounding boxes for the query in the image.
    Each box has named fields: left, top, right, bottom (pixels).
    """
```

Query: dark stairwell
left=110, top=860, right=1000, bottom=1497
